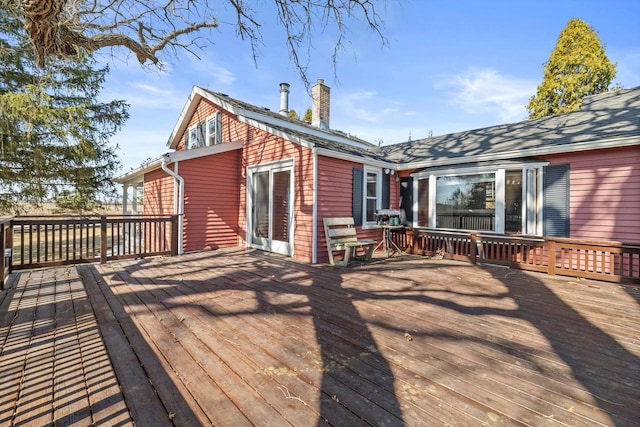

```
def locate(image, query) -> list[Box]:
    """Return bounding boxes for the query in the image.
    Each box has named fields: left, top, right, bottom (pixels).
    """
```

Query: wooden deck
left=1, top=248, right=639, bottom=426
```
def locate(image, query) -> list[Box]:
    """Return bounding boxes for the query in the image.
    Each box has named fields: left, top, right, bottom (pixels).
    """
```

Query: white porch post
left=122, top=184, right=129, bottom=215
left=131, top=186, right=138, bottom=215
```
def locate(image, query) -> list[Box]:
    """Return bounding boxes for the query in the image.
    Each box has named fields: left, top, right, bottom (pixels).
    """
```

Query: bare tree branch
left=9, top=0, right=389, bottom=83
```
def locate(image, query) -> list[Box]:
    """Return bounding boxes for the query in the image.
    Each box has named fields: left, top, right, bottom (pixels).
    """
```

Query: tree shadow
left=306, top=263, right=405, bottom=426
left=99, top=249, right=406, bottom=425
left=356, top=258, right=640, bottom=426
left=315, top=257, right=640, bottom=425
left=92, top=248, right=640, bottom=425
left=485, top=267, right=640, bottom=426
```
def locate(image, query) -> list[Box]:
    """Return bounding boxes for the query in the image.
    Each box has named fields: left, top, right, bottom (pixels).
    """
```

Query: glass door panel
left=271, top=170, right=290, bottom=242
left=270, top=170, right=291, bottom=254
left=252, top=171, right=270, bottom=248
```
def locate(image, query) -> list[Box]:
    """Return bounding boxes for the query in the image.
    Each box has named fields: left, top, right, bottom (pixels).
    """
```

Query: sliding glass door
left=248, top=161, right=294, bottom=256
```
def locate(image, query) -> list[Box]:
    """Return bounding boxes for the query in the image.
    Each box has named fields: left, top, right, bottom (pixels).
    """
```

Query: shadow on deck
left=1, top=248, right=639, bottom=426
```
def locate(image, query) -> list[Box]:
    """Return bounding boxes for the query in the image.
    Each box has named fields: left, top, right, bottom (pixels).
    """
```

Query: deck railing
left=1, top=215, right=179, bottom=289
left=398, top=228, right=640, bottom=284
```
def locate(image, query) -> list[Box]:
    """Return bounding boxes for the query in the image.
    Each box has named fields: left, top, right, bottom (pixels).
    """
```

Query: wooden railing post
left=6, top=223, right=12, bottom=275
left=470, top=233, right=477, bottom=265
left=547, top=239, right=556, bottom=276
left=100, top=216, right=108, bottom=264
left=406, top=228, right=414, bottom=254
left=0, top=221, right=5, bottom=290
left=170, top=215, right=179, bottom=256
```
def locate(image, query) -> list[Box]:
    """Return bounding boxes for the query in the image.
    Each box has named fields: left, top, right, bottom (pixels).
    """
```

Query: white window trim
left=362, top=166, right=382, bottom=228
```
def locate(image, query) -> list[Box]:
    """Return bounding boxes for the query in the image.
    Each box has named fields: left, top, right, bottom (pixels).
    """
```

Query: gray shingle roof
left=199, top=87, right=375, bottom=148
left=380, top=86, right=640, bottom=166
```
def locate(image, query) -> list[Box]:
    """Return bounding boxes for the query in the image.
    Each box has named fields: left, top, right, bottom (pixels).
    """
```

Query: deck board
left=1, top=248, right=639, bottom=426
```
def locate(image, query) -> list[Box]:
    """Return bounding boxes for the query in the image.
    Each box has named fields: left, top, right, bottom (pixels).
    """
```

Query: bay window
left=412, top=163, right=548, bottom=235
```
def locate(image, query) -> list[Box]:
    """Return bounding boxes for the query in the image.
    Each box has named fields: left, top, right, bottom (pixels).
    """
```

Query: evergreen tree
left=302, top=108, right=313, bottom=123
left=0, top=10, right=129, bottom=214
left=527, top=18, right=616, bottom=119
left=288, top=109, right=299, bottom=120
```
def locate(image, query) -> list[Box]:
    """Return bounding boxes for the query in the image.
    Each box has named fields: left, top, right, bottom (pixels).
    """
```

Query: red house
left=116, top=82, right=640, bottom=263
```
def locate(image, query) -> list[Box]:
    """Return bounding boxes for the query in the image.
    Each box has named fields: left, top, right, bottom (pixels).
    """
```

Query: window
left=206, top=112, right=222, bottom=145
left=417, top=178, right=429, bottom=227
left=187, top=122, right=205, bottom=149
left=505, top=170, right=523, bottom=233
left=185, top=112, right=222, bottom=150
left=365, top=169, right=380, bottom=223
left=352, top=167, right=389, bottom=226
left=188, top=126, right=199, bottom=149
left=436, top=173, right=495, bottom=231
left=413, top=163, right=548, bottom=235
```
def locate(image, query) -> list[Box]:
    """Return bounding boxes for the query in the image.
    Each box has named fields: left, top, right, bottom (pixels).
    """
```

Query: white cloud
left=336, top=89, right=416, bottom=124
left=183, top=56, right=236, bottom=87
left=126, top=83, right=186, bottom=109
left=436, top=68, right=536, bottom=122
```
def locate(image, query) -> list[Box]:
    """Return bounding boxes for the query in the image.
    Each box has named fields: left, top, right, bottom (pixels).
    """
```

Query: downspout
left=161, top=154, right=184, bottom=255
left=312, top=147, right=318, bottom=263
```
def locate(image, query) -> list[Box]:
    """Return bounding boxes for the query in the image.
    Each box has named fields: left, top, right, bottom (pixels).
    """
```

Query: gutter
left=314, top=147, right=395, bottom=170
left=161, top=154, right=184, bottom=255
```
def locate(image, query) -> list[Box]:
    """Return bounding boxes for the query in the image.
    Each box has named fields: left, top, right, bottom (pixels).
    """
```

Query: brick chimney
left=311, top=78, right=330, bottom=130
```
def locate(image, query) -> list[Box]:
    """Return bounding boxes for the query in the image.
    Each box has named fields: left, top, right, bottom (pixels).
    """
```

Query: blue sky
left=98, top=0, right=640, bottom=174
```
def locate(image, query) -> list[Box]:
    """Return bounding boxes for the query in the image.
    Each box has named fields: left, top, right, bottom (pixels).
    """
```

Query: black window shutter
left=197, top=121, right=206, bottom=147
left=399, top=177, right=414, bottom=225
left=543, top=164, right=570, bottom=237
left=382, top=173, right=390, bottom=209
left=215, top=111, right=222, bottom=144
left=352, top=168, right=363, bottom=226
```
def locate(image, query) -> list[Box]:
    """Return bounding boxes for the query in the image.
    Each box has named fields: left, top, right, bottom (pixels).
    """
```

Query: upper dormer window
left=185, top=111, right=222, bottom=150
left=188, top=125, right=202, bottom=149
left=207, top=112, right=222, bottom=146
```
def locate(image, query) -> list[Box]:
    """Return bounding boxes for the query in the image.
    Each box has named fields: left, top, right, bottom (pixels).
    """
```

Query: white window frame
left=411, top=162, right=547, bottom=235
left=362, top=167, right=382, bottom=228
left=206, top=112, right=222, bottom=146
left=187, top=125, right=199, bottom=149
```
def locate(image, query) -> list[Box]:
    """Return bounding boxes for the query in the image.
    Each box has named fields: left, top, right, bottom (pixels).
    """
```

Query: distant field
left=11, top=203, right=127, bottom=216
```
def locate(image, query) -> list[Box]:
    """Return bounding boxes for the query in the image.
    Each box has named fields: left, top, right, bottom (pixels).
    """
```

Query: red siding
left=316, top=156, right=400, bottom=263
left=144, top=168, right=175, bottom=215
left=546, top=146, right=640, bottom=242
left=241, top=126, right=315, bottom=262
left=148, top=96, right=401, bottom=263
left=180, top=150, right=242, bottom=252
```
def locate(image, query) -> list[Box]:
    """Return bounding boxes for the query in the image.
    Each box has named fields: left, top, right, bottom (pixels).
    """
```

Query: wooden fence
left=397, top=228, right=640, bottom=284
left=1, top=215, right=179, bottom=289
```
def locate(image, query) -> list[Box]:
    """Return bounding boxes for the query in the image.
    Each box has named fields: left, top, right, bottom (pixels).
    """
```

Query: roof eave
left=115, top=158, right=163, bottom=185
